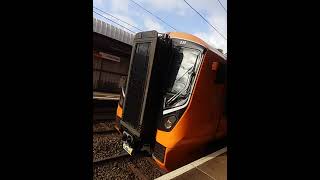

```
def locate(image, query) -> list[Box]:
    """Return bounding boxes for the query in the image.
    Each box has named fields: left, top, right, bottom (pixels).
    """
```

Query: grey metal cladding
left=93, top=17, right=135, bottom=46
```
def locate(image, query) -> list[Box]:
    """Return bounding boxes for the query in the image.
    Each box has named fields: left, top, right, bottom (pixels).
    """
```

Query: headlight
left=164, top=116, right=177, bottom=129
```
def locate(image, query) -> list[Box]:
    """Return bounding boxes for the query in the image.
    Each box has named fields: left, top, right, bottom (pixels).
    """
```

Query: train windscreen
left=164, top=42, right=203, bottom=109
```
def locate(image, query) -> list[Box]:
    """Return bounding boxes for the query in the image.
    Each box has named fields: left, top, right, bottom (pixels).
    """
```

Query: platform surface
left=156, top=147, right=227, bottom=180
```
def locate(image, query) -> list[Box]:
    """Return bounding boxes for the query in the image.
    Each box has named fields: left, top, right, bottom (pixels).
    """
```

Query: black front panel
left=122, top=43, right=151, bottom=131
left=121, top=31, right=173, bottom=149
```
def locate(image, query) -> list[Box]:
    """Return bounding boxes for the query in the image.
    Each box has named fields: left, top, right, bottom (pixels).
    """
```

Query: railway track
left=92, top=99, right=226, bottom=179
left=93, top=100, right=166, bottom=179
left=93, top=113, right=116, bottom=122
left=94, top=150, right=165, bottom=180
left=93, top=151, right=130, bottom=164
left=93, top=129, right=118, bottom=134
left=93, top=129, right=166, bottom=179
left=93, top=118, right=118, bottom=132
left=128, top=162, right=148, bottom=180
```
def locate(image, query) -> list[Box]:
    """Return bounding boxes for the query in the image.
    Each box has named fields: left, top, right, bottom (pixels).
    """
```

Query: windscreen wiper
left=166, top=66, right=195, bottom=105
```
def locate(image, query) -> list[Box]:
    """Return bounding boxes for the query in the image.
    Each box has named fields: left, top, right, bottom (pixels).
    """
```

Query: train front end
left=118, top=31, right=226, bottom=171
left=152, top=32, right=227, bottom=171
left=120, top=31, right=173, bottom=155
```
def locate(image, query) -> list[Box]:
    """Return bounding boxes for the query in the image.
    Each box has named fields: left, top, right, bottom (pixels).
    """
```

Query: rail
left=93, top=151, right=130, bottom=164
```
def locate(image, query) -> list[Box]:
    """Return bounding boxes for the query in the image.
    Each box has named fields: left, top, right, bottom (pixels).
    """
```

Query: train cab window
left=164, top=47, right=202, bottom=108
left=215, top=62, right=226, bottom=84
left=170, top=48, right=200, bottom=95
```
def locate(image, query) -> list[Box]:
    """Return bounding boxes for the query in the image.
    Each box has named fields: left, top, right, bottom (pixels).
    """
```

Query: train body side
left=153, top=48, right=227, bottom=171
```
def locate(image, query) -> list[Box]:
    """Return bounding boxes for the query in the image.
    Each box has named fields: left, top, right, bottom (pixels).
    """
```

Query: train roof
left=168, top=32, right=226, bottom=60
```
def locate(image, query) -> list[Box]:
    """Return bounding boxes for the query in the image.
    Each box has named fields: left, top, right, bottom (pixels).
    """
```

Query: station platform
left=155, top=147, right=227, bottom=180
left=93, top=92, right=120, bottom=101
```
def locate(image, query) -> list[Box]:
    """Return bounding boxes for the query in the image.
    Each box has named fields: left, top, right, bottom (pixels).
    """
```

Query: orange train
left=115, top=31, right=226, bottom=171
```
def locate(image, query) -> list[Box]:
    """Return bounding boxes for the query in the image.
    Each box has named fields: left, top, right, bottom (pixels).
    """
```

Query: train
left=114, top=31, right=227, bottom=171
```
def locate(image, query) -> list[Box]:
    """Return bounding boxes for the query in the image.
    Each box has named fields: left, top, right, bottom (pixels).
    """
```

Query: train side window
left=215, top=62, right=226, bottom=84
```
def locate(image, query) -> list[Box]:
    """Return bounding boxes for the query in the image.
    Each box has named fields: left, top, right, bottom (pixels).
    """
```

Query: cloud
left=93, top=0, right=104, bottom=6
left=191, top=4, right=227, bottom=53
left=143, top=17, right=166, bottom=32
left=107, top=13, right=140, bottom=31
left=110, top=0, right=130, bottom=14
left=177, top=10, right=186, bottom=16
left=194, top=31, right=227, bottom=53
left=139, top=0, right=187, bottom=16
left=93, top=0, right=227, bottom=51
left=187, top=0, right=226, bottom=14
left=208, top=15, right=227, bottom=39
left=139, top=0, right=226, bottom=16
